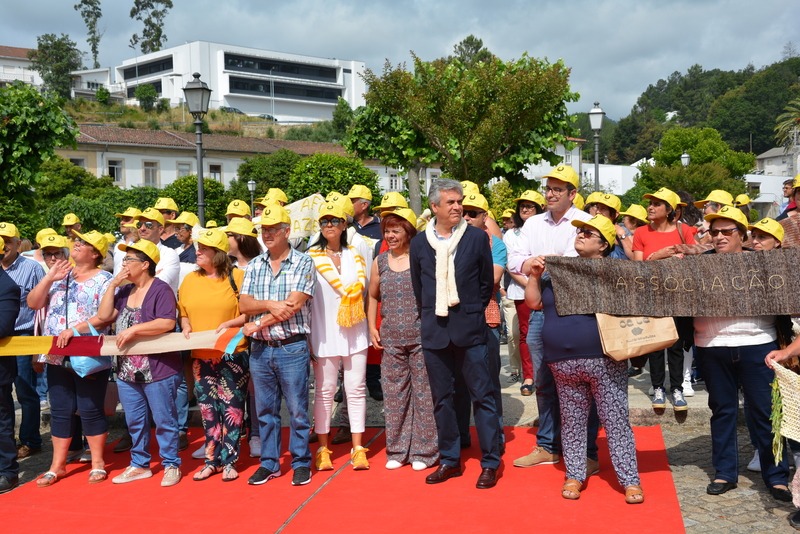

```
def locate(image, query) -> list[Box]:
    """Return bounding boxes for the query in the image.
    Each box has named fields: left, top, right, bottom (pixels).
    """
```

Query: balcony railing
left=0, top=72, right=35, bottom=84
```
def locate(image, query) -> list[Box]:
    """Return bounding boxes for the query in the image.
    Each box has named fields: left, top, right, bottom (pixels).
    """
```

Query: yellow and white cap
left=119, top=240, right=160, bottom=265
left=347, top=184, right=373, bottom=201
left=748, top=217, right=784, bottom=243
left=223, top=217, right=258, bottom=237
left=643, top=187, right=683, bottom=210
left=206, top=220, right=218, bottom=228
left=38, top=234, right=68, bottom=249
left=197, top=228, right=230, bottom=252
left=62, top=213, right=80, bottom=226
left=114, top=207, right=142, bottom=218
left=153, top=197, right=179, bottom=212
left=544, top=165, right=579, bottom=188
left=704, top=204, right=749, bottom=228
left=462, top=193, right=490, bottom=212
left=694, top=190, right=733, bottom=209
left=135, top=207, right=165, bottom=226
left=515, top=190, right=545, bottom=207
left=327, top=193, right=355, bottom=218
left=620, top=204, right=649, bottom=224
left=572, top=215, right=616, bottom=250
left=374, top=192, right=408, bottom=211
left=72, top=230, right=109, bottom=257
left=168, top=211, right=200, bottom=227
left=460, top=181, right=480, bottom=195
left=734, top=194, right=751, bottom=206
left=0, top=223, right=19, bottom=239
left=226, top=200, right=251, bottom=217
left=382, top=207, right=417, bottom=228
left=258, top=205, right=291, bottom=227
left=318, top=202, right=347, bottom=221
left=36, top=228, right=58, bottom=244
left=501, top=208, right=516, bottom=219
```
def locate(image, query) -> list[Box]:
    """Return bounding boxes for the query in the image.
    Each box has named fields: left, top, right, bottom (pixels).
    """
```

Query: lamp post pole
left=194, top=117, right=205, bottom=224
left=588, top=102, right=605, bottom=192
left=182, top=73, right=212, bottom=226
left=270, top=67, right=275, bottom=121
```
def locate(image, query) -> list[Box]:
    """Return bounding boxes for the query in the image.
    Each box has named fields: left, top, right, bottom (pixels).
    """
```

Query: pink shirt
left=507, top=206, right=592, bottom=274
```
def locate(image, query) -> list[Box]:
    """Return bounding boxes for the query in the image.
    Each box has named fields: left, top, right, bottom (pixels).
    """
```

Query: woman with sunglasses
left=27, top=231, right=114, bottom=486
left=504, top=190, right=544, bottom=395
left=525, top=215, right=643, bottom=504
left=692, top=207, right=792, bottom=502
left=178, top=229, right=249, bottom=481
left=309, top=203, right=370, bottom=471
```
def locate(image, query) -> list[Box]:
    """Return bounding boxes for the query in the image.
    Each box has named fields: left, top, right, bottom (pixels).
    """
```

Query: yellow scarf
left=309, top=246, right=367, bottom=327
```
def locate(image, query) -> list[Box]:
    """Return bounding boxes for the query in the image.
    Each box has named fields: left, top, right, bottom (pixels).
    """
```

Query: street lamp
left=247, top=179, right=257, bottom=214
left=588, top=102, right=605, bottom=192
left=270, top=66, right=276, bottom=122
left=182, top=73, right=212, bottom=225
left=681, top=151, right=691, bottom=168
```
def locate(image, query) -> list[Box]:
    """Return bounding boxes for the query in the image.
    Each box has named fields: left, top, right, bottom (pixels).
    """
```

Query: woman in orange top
left=178, top=229, right=248, bottom=481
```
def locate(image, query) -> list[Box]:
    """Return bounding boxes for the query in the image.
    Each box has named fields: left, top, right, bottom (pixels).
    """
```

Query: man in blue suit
left=410, top=179, right=502, bottom=489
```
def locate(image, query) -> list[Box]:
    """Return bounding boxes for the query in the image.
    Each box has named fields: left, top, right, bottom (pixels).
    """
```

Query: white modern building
left=115, top=41, right=366, bottom=123
left=0, top=45, right=42, bottom=87
left=755, top=146, right=799, bottom=178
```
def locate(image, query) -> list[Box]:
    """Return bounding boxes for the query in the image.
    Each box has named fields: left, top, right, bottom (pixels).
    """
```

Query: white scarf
left=425, top=217, right=468, bottom=317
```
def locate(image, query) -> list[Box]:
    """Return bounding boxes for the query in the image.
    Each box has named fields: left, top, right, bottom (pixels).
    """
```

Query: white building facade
left=0, top=45, right=43, bottom=87
left=116, top=41, right=366, bottom=123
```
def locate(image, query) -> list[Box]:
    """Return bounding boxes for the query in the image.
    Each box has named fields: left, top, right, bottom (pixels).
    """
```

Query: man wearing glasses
left=117, top=208, right=180, bottom=295
left=166, top=212, right=200, bottom=264
left=154, top=198, right=181, bottom=249
left=507, top=165, right=601, bottom=475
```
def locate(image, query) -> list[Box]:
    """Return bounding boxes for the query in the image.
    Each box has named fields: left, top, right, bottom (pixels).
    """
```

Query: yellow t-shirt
left=177, top=269, right=247, bottom=359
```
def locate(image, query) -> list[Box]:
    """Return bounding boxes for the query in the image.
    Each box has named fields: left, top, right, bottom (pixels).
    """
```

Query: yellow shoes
left=351, top=446, right=370, bottom=470
left=315, top=447, right=333, bottom=471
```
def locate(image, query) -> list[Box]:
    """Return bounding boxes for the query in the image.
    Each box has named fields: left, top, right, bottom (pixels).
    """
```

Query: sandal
left=520, top=383, right=534, bottom=396
left=222, top=464, right=239, bottom=482
left=37, top=471, right=63, bottom=487
left=192, top=464, right=222, bottom=481
left=625, top=485, right=644, bottom=504
left=562, top=479, right=584, bottom=500
left=88, top=469, right=107, bottom=484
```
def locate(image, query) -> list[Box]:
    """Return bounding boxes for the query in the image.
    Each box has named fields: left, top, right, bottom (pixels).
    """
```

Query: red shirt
left=632, top=224, right=697, bottom=260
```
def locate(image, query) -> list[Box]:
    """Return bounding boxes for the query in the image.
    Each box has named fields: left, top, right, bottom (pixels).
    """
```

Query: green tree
left=0, top=198, right=44, bottom=240
left=45, top=194, right=118, bottom=233
left=636, top=162, right=747, bottom=201
left=652, top=127, right=756, bottom=178
left=446, top=35, right=493, bottom=67
left=774, top=97, right=800, bottom=149
left=129, top=0, right=173, bottom=54
left=331, top=97, right=354, bottom=141
left=0, top=81, right=78, bottom=201
left=27, top=34, right=84, bottom=99
left=283, top=121, right=337, bottom=143
left=134, top=83, right=158, bottom=112
left=236, top=149, right=302, bottom=196
left=363, top=53, right=578, bottom=186
left=95, top=85, right=110, bottom=105
left=74, top=0, right=103, bottom=69
left=161, top=175, right=227, bottom=223
left=285, top=153, right=379, bottom=201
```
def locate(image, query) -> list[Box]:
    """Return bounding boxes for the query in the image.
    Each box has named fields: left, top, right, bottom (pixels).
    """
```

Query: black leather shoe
left=706, top=481, right=737, bottom=495
left=331, top=427, right=352, bottom=445
left=179, top=432, right=189, bottom=452
left=0, top=475, right=19, bottom=494
left=788, top=509, right=800, bottom=529
left=368, top=384, right=383, bottom=401
left=425, top=464, right=462, bottom=484
left=476, top=467, right=498, bottom=489
left=308, top=430, right=318, bottom=444
left=771, top=486, right=793, bottom=502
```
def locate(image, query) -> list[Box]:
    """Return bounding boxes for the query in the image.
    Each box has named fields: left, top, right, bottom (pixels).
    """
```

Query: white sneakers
left=112, top=466, right=153, bottom=484
left=161, top=465, right=182, bottom=487
left=682, top=381, right=695, bottom=397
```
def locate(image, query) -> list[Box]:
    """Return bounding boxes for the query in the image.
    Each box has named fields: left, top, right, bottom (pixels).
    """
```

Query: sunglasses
left=463, top=210, right=486, bottom=218
left=122, top=256, right=146, bottom=264
left=319, top=218, right=344, bottom=227
left=519, top=203, right=538, bottom=211
left=135, top=221, right=157, bottom=230
left=708, top=228, right=738, bottom=237
left=576, top=228, right=602, bottom=239
left=43, top=251, right=64, bottom=259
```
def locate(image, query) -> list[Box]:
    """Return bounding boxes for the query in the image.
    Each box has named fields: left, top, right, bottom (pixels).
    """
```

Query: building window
left=143, top=161, right=159, bottom=187
left=224, top=53, right=336, bottom=81
left=564, top=151, right=572, bottom=165
left=108, top=160, right=123, bottom=183
left=127, top=81, right=162, bottom=98
left=123, top=56, right=173, bottom=80
left=229, top=77, right=341, bottom=102
left=69, top=158, right=86, bottom=168
left=177, top=163, right=191, bottom=177
left=209, top=164, right=222, bottom=182
left=389, top=173, right=399, bottom=191
left=747, top=182, right=761, bottom=196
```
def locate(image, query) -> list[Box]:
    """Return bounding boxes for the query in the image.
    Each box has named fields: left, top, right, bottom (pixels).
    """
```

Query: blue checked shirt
left=4, top=254, right=45, bottom=332
left=242, top=247, right=315, bottom=341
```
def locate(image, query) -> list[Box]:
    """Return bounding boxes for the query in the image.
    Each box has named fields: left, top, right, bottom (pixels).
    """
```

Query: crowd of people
left=0, top=169, right=799, bottom=519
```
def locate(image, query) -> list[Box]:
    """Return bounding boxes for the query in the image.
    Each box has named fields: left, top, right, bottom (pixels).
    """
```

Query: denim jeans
left=0, top=381, right=17, bottom=477
left=527, top=309, right=599, bottom=459
left=9, top=336, right=41, bottom=448
left=698, top=342, right=790, bottom=487
left=249, top=339, right=311, bottom=472
left=117, top=373, right=182, bottom=469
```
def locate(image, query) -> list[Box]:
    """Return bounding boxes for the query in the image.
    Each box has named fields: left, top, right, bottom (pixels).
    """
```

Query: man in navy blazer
left=410, top=179, right=502, bottom=489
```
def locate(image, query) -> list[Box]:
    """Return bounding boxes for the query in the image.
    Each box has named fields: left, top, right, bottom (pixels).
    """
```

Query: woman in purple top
left=94, top=240, right=183, bottom=487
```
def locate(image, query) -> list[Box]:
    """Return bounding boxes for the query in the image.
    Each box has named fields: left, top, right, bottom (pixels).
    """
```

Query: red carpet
left=3, top=427, right=683, bottom=534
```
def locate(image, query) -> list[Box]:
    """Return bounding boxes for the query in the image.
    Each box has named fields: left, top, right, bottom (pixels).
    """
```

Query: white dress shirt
left=507, top=205, right=592, bottom=274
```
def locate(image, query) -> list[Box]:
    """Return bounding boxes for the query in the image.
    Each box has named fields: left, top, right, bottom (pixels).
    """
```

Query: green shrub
left=147, top=118, right=160, bottom=130
left=156, top=98, right=170, bottom=114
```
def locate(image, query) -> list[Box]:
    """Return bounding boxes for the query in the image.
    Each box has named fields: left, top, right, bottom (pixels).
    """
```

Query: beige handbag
left=596, top=314, right=679, bottom=361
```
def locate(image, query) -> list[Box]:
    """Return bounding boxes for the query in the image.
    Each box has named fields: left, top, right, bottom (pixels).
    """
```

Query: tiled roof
left=0, top=46, right=35, bottom=59
left=756, top=147, right=788, bottom=159
left=76, top=125, right=347, bottom=156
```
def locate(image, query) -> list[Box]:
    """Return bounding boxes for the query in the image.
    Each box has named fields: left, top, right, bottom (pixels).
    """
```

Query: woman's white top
left=309, top=247, right=369, bottom=358
left=693, top=316, right=777, bottom=348
left=504, top=228, right=527, bottom=300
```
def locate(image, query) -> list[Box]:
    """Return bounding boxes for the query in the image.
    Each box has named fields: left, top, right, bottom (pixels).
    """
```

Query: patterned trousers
left=193, top=351, right=250, bottom=467
left=549, top=357, right=640, bottom=487
left=382, top=343, right=439, bottom=466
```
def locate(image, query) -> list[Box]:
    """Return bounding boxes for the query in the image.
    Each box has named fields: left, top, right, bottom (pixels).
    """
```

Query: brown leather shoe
left=425, top=463, right=462, bottom=484
left=16, top=444, right=42, bottom=459
left=113, top=432, right=133, bottom=453
left=476, top=467, right=498, bottom=489
left=331, top=427, right=352, bottom=445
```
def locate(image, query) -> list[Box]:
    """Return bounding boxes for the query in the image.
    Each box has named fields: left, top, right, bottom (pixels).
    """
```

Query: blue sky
left=3, top=0, right=798, bottom=120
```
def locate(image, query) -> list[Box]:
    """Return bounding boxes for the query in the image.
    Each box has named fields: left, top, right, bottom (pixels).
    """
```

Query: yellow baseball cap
left=223, top=217, right=258, bottom=237
left=502, top=208, right=515, bottom=219
left=226, top=200, right=251, bottom=217
left=460, top=181, right=480, bottom=195
left=72, top=229, right=109, bottom=257
left=793, top=173, right=800, bottom=189
left=594, top=193, right=622, bottom=213
left=643, top=187, right=682, bottom=210
left=327, top=193, right=355, bottom=218
left=514, top=190, right=545, bottom=207
left=318, top=202, right=347, bottom=221
left=704, top=204, right=749, bottom=228
left=544, top=165, right=579, bottom=188
left=196, top=228, right=230, bottom=252
left=462, top=193, right=490, bottom=212
left=153, top=197, right=179, bottom=212
left=573, top=193, right=585, bottom=210
left=206, top=220, right=218, bottom=228
left=382, top=207, right=417, bottom=229
left=258, top=205, right=291, bottom=226
left=38, top=234, right=68, bottom=249
left=620, top=204, right=649, bottom=224
left=347, top=184, right=373, bottom=201
left=103, top=233, right=116, bottom=247
left=114, top=207, right=142, bottom=218
left=734, top=194, right=751, bottom=206
left=584, top=192, right=603, bottom=205
left=119, top=240, right=160, bottom=265
left=36, top=228, right=58, bottom=244
left=62, top=213, right=80, bottom=226
left=168, top=211, right=200, bottom=227
left=374, top=192, right=408, bottom=211
left=572, top=215, right=616, bottom=250
left=0, top=223, right=19, bottom=239
left=135, top=207, right=165, bottom=226
left=694, top=190, right=733, bottom=209
left=266, top=188, right=288, bottom=204
left=748, top=217, right=784, bottom=243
